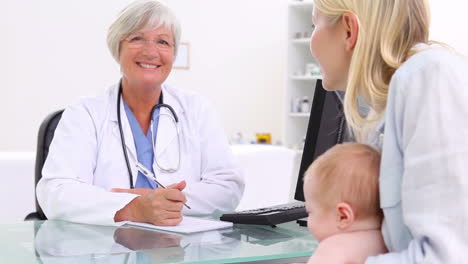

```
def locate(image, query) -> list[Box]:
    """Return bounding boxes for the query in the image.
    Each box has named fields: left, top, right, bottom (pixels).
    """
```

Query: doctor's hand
left=113, top=181, right=187, bottom=226
left=112, top=187, right=153, bottom=196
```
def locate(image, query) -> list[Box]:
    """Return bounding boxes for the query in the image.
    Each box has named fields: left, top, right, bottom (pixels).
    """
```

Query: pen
left=135, top=162, right=191, bottom=209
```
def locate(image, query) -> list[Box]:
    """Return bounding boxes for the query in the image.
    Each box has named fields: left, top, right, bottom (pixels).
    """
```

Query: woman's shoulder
left=389, top=44, right=468, bottom=99
left=66, top=84, right=115, bottom=107
left=162, top=84, right=215, bottom=113
left=162, top=83, right=205, bottom=100
left=62, top=84, right=117, bottom=122
left=393, top=44, right=468, bottom=82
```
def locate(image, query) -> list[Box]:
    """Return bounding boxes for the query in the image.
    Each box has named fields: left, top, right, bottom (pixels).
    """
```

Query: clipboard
left=122, top=216, right=233, bottom=234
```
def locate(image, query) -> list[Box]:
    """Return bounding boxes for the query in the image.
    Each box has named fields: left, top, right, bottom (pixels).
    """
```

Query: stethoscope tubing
left=117, top=82, right=179, bottom=188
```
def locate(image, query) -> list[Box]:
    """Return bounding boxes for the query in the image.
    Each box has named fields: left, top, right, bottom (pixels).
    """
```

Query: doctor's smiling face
left=119, top=26, right=175, bottom=90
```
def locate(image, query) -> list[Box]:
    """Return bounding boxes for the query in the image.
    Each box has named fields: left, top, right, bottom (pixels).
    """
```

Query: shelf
left=290, top=75, right=322, bottom=80
left=285, top=0, right=315, bottom=149
left=291, top=38, right=310, bottom=44
left=289, top=112, right=310, bottom=117
left=289, top=1, right=314, bottom=9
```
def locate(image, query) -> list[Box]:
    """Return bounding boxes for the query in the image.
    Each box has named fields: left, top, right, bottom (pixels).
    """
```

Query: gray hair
left=107, top=0, right=181, bottom=63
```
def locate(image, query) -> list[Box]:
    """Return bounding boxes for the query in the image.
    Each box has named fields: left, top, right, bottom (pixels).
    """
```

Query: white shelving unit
left=288, top=0, right=315, bottom=8
left=288, top=112, right=310, bottom=118
left=290, top=75, right=322, bottom=81
left=291, top=38, right=311, bottom=44
left=284, top=1, right=320, bottom=150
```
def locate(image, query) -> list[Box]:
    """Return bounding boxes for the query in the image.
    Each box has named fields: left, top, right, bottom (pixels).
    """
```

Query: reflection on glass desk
left=0, top=219, right=318, bottom=264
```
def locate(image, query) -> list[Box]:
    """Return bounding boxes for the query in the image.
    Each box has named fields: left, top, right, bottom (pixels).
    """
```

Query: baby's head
left=303, top=143, right=382, bottom=241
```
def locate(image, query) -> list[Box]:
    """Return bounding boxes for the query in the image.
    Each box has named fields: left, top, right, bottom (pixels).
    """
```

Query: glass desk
left=0, top=220, right=317, bottom=264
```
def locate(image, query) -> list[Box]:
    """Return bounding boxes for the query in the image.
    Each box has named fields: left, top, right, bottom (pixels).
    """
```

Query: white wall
left=166, top=0, right=287, bottom=144
left=0, top=0, right=287, bottom=152
left=429, top=0, right=468, bottom=56
left=2, top=0, right=467, bottom=152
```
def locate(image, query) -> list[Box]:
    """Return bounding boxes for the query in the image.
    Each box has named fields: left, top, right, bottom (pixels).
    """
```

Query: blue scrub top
left=123, top=99, right=161, bottom=189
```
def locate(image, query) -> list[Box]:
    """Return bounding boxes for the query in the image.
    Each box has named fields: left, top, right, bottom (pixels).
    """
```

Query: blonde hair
left=107, top=0, right=181, bottom=63
left=304, top=143, right=382, bottom=220
left=313, top=0, right=431, bottom=142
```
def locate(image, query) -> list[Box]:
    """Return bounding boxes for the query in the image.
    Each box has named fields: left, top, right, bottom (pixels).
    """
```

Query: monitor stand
left=296, top=218, right=307, bottom=227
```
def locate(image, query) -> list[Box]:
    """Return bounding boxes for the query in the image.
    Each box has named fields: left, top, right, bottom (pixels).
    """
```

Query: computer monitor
left=294, top=80, right=350, bottom=201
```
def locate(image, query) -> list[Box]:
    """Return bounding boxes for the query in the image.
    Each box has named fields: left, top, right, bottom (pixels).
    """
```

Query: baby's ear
left=335, top=202, right=355, bottom=230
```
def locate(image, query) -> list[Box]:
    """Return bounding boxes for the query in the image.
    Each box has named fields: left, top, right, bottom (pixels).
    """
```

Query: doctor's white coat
left=37, top=84, right=244, bottom=225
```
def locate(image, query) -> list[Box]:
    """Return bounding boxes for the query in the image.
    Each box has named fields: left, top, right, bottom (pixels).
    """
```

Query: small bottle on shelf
left=300, top=96, right=310, bottom=113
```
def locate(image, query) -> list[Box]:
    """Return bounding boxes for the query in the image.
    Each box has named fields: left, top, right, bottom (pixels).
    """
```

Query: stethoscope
left=117, top=82, right=181, bottom=188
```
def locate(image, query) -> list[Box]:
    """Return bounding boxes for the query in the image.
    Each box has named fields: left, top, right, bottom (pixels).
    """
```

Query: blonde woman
left=309, top=0, right=468, bottom=263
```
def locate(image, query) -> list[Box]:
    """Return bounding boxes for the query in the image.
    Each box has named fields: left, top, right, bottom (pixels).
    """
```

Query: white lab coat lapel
left=110, top=87, right=138, bottom=187
left=154, top=85, right=183, bottom=176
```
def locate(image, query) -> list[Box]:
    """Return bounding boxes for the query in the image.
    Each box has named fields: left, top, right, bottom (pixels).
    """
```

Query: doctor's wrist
left=114, top=196, right=143, bottom=223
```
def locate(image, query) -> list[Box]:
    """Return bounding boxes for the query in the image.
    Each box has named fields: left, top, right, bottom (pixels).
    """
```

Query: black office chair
left=25, top=109, right=64, bottom=221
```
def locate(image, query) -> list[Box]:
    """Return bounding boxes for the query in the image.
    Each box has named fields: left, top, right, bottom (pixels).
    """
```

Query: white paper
left=123, top=216, right=233, bottom=234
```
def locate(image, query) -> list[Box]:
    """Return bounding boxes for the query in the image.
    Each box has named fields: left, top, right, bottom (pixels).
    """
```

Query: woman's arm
left=367, top=49, right=468, bottom=263
left=36, top=101, right=138, bottom=225
left=182, top=97, right=245, bottom=215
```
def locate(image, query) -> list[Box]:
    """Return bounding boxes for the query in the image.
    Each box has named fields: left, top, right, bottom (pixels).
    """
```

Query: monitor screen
left=294, top=80, right=349, bottom=201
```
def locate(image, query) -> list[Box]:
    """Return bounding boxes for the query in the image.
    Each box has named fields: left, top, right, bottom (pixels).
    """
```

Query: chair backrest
left=34, top=110, right=64, bottom=220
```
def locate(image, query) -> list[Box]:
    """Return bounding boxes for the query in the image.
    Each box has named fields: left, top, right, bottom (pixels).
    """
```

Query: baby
left=303, top=143, right=387, bottom=264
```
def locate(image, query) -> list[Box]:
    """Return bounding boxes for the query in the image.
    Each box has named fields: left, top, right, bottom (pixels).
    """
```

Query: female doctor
left=36, top=0, right=244, bottom=226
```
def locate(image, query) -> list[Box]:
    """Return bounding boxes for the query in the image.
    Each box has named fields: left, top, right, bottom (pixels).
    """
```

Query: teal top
left=123, top=98, right=161, bottom=188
